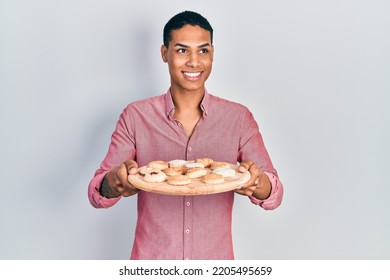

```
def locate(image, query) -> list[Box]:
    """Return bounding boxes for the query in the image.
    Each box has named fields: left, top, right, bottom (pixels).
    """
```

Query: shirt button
left=186, top=201, right=191, bottom=206
left=188, top=147, right=192, bottom=152
left=185, top=257, right=190, bottom=260
left=185, top=229, right=190, bottom=234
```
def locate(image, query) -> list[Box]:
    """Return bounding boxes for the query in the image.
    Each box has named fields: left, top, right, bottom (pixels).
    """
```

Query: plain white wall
left=1, top=0, right=389, bottom=259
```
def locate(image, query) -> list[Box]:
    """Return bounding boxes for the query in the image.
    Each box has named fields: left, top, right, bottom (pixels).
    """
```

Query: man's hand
left=235, top=160, right=271, bottom=200
left=100, top=160, right=140, bottom=198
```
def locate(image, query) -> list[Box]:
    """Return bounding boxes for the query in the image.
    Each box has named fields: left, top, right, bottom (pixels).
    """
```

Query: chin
left=173, top=80, right=205, bottom=93
left=182, top=84, right=205, bottom=93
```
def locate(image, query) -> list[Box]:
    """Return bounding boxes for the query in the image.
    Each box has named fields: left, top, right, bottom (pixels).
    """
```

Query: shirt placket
left=182, top=120, right=200, bottom=260
left=183, top=196, right=193, bottom=260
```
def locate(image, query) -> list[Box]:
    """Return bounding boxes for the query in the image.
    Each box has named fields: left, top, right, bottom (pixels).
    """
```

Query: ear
left=161, top=45, right=168, bottom=63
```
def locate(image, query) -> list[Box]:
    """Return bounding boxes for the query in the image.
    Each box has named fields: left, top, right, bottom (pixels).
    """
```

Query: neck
left=170, top=86, right=205, bottom=113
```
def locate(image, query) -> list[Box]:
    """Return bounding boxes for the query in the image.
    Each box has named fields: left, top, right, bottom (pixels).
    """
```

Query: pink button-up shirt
left=88, top=89, right=283, bottom=259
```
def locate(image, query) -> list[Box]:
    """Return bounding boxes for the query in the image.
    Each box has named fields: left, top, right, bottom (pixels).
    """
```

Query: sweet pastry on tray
left=168, top=159, right=187, bottom=168
left=147, top=160, right=169, bottom=170
left=164, top=167, right=185, bottom=176
left=210, top=161, right=231, bottom=170
left=185, top=167, right=208, bottom=179
left=167, top=175, right=191, bottom=186
left=143, top=170, right=167, bottom=183
left=195, top=158, right=214, bottom=168
left=201, top=173, right=224, bottom=184
left=184, top=162, right=204, bottom=169
left=139, top=166, right=161, bottom=176
left=212, top=167, right=236, bottom=177
left=128, top=158, right=251, bottom=195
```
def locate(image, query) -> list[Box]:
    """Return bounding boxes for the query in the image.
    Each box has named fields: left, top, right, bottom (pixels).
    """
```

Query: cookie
left=201, top=173, right=225, bottom=184
left=143, top=171, right=167, bottom=183
left=212, top=167, right=236, bottom=177
left=168, top=159, right=187, bottom=168
left=148, top=160, right=169, bottom=170
left=210, top=161, right=230, bottom=170
left=164, top=167, right=186, bottom=176
left=186, top=167, right=208, bottom=179
left=195, top=158, right=214, bottom=168
left=167, top=175, right=191, bottom=186
left=139, top=166, right=161, bottom=176
left=185, top=162, right=204, bottom=169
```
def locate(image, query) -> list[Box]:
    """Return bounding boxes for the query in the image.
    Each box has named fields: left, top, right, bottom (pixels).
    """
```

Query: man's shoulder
left=207, top=92, right=250, bottom=112
left=124, top=93, right=167, bottom=110
left=116, top=93, right=168, bottom=121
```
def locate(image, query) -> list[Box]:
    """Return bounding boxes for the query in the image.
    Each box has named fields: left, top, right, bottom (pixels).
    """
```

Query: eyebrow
left=174, top=43, right=211, bottom=48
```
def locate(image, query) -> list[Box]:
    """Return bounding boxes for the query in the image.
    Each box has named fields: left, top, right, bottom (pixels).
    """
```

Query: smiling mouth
left=183, top=71, right=201, bottom=78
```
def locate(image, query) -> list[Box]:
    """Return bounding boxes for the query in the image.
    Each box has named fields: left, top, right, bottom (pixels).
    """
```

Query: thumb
left=239, top=160, right=254, bottom=173
left=124, top=160, right=138, bottom=174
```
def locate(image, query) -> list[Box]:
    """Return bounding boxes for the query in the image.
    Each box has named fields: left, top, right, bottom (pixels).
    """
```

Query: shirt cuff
left=88, top=171, right=122, bottom=208
left=248, top=171, right=284, bottom=210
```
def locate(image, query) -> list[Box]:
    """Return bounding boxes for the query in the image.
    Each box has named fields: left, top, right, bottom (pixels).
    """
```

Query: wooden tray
left=127, top=164, right=251, bottom=195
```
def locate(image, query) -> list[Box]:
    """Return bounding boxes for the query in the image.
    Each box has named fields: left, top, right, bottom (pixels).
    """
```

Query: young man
left=88, top=11, right=283, bottom=260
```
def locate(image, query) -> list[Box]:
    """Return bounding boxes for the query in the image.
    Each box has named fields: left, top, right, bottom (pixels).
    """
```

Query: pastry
left=212, top=167, right=236, bottom=177
left=167, top=175, right=191, bottom=185
left=201, top=173, right=224, bottom=184
left=210, top=161, right=230, bottom=170
left=185, top=162, right=204, bottom=169
left=195, top=158, right=214, bottom=168
left=186, top=167, right=208, bottom=179
left=164, top=167, right=185, bottom=176
left=139, top=166, right=161, bottom=176
left=143, top=170, right=167, bottom=183
left=168, top=159, right=187, bottom=168
left=148, top=160, right=169, bottom=170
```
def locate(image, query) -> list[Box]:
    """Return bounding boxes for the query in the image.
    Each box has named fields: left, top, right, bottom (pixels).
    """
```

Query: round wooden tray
left=127, top=164, right=251, bottom=196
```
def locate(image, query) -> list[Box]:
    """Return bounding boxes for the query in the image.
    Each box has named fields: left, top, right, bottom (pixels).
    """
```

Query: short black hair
left=163, top=11, right=213, bottom=47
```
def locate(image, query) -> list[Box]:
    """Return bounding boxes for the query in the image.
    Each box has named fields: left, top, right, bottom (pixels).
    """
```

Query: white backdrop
left=1, top=0, right=389, bottom=259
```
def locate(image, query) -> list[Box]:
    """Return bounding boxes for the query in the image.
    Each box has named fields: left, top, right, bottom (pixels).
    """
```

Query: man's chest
left=133, top=116, right=241, bottom=165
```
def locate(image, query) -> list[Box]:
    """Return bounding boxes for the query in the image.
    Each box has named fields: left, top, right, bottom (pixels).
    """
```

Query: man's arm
left=236, top=108, right=284, bottom=209
left=88, top=106, right=137, bottom=208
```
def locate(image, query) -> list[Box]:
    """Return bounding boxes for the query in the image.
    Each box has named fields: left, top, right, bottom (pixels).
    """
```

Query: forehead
left=170, top=25, right=212, bottom=46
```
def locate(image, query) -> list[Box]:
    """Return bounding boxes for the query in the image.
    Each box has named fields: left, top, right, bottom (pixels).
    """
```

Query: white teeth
left=184, top=72, right=201, bottom=77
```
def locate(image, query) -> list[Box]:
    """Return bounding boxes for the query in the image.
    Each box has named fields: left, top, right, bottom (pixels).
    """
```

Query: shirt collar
left=165, top=88, right=210, bottom=120
left=165, top=89, right=175, bottom=120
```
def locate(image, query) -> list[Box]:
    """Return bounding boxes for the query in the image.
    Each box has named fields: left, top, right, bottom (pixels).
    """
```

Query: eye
left=199, top=48, right=209, bottom=54
left=177, top=48, right=187, bottom=54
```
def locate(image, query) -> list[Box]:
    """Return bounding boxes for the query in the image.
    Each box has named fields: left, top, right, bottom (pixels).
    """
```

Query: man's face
left=161, top=25, right=214, bottom=94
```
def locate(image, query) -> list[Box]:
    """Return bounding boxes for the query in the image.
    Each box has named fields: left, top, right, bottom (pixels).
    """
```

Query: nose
left=186, top=52, right=200, bottom=67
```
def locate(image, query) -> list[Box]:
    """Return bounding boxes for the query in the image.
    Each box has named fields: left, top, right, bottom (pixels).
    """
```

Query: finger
left=239, top=160, right=254, bottom=173
left=117, top=185, right=138, bottom=197
left=124, top=160, right=139, bottom=174
left=248, top=164, right=261, bottom=177
left=240, top=164, right=261, bottom=190
left=129, top=167, right=138, bottom=175
left=242, top=169, right=259, bottom=188
left=235, top=187, right=256, bottom=195
left=235, top=185, right=256, bottom=196
left=117, top=163, right=135, bottom=188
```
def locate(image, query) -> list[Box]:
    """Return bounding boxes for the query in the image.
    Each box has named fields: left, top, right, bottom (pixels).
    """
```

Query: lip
left=182, top=71, right=202, bottom=81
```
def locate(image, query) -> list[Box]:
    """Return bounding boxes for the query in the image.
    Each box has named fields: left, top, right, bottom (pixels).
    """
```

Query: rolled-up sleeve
left=249, top=171, right=284, bottom=210
left=88, top=106, right=136, bottom=208
left=238, top=108, right=284, bottom=210
left=88, top=170, right=122, bottom=208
